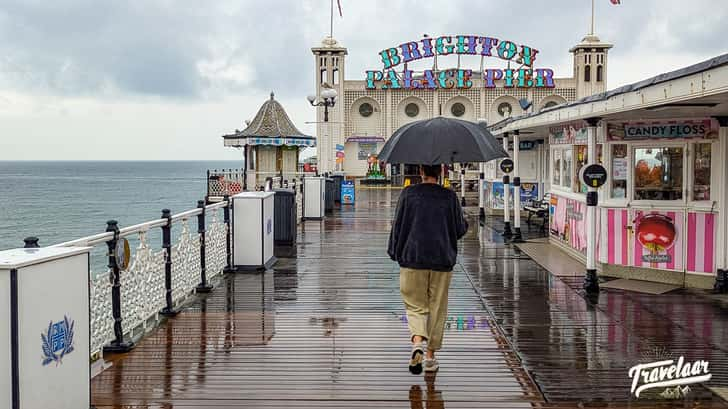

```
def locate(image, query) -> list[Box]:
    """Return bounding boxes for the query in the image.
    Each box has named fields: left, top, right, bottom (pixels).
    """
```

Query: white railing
left=52, top=200, right=231, bottom=357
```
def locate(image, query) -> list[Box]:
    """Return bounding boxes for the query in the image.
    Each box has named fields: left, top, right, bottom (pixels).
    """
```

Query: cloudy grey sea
left=0, top=161, right=241, bottom=270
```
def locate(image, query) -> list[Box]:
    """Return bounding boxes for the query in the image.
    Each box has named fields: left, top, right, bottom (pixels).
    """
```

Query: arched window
left=584, top=65, right=591, bottom=82
left=596, top=65, right=603, bottom=82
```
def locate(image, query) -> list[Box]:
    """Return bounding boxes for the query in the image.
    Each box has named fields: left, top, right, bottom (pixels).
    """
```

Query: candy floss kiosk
left=548, top=118, right=722, bottom=288
left=1, top=246, right=92, bottom=409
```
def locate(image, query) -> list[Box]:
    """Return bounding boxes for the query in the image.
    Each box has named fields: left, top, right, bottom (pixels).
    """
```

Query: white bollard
left=232, top=191, right=276, bottom=271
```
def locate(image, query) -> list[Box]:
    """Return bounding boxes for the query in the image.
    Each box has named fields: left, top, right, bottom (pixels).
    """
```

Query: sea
left=0, top=161, right=242, bottom=271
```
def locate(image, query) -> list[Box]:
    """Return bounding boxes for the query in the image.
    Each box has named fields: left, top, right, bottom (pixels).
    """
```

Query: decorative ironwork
left=90, top=270, right=113, bottom=355
left=64, top=200, right=234, bottom=358
left=207, top=169, right=244, bottom=198
left=206, top=208, right=227, bottom=279
left=120, top=231, right=166, bottom=335
left=171, top=221, right=201, bottom=304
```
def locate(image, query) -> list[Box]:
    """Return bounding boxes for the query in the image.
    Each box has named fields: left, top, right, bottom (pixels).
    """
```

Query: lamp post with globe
left=307, top=87, right=339, bottom=172
left=307, top=87, right=338, bottom=122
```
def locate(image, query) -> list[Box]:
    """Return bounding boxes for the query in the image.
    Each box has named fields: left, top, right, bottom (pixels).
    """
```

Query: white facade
left=312, top=34, right=611, bottom=176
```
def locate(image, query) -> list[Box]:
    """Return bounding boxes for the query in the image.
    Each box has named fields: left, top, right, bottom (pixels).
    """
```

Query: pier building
left=311, top=33, right=612, bottom=177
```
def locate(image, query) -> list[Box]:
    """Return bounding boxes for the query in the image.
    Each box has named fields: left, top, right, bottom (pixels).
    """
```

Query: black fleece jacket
left=387, top=183, right=469, bottom=271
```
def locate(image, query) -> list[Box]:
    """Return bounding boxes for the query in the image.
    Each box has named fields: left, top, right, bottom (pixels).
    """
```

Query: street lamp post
left=307, top=88, right=338, bottom=122
left=307, top=88, right=338, bottom=172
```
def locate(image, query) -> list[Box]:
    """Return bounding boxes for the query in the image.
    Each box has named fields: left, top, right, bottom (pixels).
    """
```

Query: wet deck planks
left=91, top=189, right=728, bottom=408
left=91, top=190, right=540, bottom=408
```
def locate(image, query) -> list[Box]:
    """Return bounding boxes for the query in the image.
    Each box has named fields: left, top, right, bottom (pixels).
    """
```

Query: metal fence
left=52, top=199, right=232, bottom=357
left=207, top=169, right=316, bottom=198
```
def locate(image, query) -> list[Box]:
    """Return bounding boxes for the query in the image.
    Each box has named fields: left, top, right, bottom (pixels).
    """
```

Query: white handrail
left=52, top=232, right=115, bottom=248
left=171, top=208, right=203, bottom=222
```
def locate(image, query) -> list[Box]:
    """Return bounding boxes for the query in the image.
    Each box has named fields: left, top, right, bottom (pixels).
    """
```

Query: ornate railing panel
left=171, top=221, right=201, bottom=304
left=52, top=198, right=233, bottom=359
left=90, top=270, right=114, bottom=355
left=120, top=231, right=166, bottom=337
left=206, top=208, right=227, bottom=279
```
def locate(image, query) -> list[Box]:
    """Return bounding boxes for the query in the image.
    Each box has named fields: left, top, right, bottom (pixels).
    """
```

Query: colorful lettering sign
left=365, top=34, right=555, bottom=90
left=607, top=119, right=718, bottom=141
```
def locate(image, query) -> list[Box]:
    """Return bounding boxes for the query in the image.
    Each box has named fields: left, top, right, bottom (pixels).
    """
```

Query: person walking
left=387, top=164, right=469, bottom=374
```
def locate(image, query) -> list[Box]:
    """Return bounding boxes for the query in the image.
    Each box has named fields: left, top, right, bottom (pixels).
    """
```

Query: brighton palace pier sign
left=365, top=35, right=555, bottom=90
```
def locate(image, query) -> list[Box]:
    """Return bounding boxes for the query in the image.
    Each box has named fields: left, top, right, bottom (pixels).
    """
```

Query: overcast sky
left=1, top=0, right=726, bottom=161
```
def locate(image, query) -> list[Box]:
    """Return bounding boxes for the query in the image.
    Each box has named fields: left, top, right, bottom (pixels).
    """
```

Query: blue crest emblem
left=41, top=315, right=75, bottom=366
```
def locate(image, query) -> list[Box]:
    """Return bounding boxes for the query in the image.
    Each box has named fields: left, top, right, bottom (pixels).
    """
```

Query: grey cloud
left=0, top=0, right=726, bottom=101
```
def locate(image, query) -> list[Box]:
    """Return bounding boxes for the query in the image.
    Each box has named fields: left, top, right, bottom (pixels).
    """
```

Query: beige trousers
left=399, top=267, right=453, bottom=351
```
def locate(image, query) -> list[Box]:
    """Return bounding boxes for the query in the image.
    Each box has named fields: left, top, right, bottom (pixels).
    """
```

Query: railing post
left=103, top=220, right=135, bottom=354
left=160, top=209, right=179, bottom=316
left=206, top=169, right=210, bottom=202
left=196, top=200, right=213, bottom=293
left=23, top=237, right=40, bottom=248
left=223, top=195, right=232, bottom=272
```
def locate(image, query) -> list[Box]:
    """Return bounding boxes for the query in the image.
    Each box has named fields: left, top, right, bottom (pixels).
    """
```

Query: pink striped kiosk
left=492, top=52, right=728, bottom=291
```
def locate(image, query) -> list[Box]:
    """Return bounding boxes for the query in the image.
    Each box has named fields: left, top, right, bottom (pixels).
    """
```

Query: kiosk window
left=563, top=149, right=572, bottom=189
left=634, top=147, right=683, bottom=201
left=611, top=144, right=628, bottom=199
left=552, top=149, right=561, bottom=186
left=693, top=143, right=712, bottom=201
left=551, top=147, right=573, bottom=189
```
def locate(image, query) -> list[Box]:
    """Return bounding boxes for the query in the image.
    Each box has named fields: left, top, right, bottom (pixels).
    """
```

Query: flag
left=610, top=0, right=620, bottom=4
left=336, top=0, right=343, bottom=17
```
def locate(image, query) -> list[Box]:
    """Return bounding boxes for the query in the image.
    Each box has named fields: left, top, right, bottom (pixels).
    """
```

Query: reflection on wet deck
left=91, top=189, right=728, bottom=408
left=91, top=189, right=539, bottom=408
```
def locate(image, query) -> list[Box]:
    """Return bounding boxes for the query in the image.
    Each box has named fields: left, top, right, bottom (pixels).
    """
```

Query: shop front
left=546, top=117, right=721, bottom=288
left=598, top=118, right=720, bottom=287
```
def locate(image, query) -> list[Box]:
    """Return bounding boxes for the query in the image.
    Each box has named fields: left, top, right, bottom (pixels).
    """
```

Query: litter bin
left=303, top=177, right=325, bottom=220
left=331, top=173, right=344, bottom=203
left=324, top=178, right=335, bottom=213
left=232, top=191, right=276, bottom=271
left=1, top=246, right=92, bottom=409
left=272, top=188, right=297, bottom=246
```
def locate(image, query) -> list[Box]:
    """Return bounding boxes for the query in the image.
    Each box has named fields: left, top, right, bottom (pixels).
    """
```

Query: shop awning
left=346, top=136, right=385, bottom=143
left=223, top=136, right=316, bottom=147
left=490, top=53, right=728, bottom=135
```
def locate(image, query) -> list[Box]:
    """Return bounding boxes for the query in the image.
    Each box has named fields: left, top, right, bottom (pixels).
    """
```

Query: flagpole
left=590, top=0, right=595, bottom=35
left=330, top=0, right=334, bottom=38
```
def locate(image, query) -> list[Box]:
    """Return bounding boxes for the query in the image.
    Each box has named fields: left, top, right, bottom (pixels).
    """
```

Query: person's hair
left=420, top=164, right=441, bottom=179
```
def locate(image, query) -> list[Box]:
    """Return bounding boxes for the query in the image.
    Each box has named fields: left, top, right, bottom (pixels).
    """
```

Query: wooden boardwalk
left=91, top=189, right=540, bottom=408
left=91, top=189, right=728, bottom=408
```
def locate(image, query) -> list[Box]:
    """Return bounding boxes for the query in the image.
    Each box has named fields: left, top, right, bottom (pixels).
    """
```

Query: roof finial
left=270, top=91, right=275, bottom=100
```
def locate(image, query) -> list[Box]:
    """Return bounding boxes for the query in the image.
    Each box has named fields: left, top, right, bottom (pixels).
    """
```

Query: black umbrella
left=378, top=117, right=508, bottom=165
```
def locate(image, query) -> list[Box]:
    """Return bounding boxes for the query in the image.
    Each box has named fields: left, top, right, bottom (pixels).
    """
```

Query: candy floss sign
left=365, top=35, right=556, bottom=90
